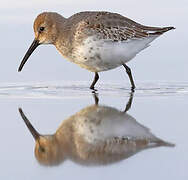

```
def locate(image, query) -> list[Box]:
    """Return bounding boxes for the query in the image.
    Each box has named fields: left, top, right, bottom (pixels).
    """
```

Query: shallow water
left=1, top=0, right=188, bottom=179
left=0, top=81, right=188, bottom=99
left=0, top=82, right=187, bottom=179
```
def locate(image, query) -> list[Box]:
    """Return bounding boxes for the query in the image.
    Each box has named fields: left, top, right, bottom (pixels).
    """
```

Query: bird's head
left=18, top=12, right=65, bottom=72
left=34, top=135, right=65, bottom=166
left=19, top=108, right=66, bottom=166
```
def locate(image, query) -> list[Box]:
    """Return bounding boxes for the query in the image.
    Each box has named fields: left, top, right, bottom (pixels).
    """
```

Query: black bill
left=19, top=108, right=40, bottom=140
left=18, top=39, right=39, bottom=72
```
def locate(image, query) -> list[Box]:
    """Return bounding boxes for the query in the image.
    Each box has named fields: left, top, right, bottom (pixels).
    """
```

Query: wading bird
left=18, top=11, right=174, bottom=90
left=19, top=93, right=174, bottom=166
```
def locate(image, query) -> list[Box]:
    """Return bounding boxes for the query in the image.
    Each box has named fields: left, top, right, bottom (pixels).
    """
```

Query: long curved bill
left=18, top=39, right=39, bottom=72
left=19, top=108, right=40, bottom=140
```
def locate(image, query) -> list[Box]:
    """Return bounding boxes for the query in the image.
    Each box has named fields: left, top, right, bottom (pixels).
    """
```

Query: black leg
left=123, top=91, right=134, bottom=113
left=122, top=64, right=136, bottom=90
left=92, top=92, right=99, bottom=105
left=90, top=72, right=99, bottom=90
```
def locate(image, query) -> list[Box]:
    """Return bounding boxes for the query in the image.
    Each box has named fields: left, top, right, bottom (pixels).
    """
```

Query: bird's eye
left=39, top=27, right=45, bottom=32
left=39, top=146, right=45, bottom=153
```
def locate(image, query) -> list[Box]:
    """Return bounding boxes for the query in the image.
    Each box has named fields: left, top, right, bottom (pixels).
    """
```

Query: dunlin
left=19, top=94, right=174, bottom=166
left=18, top=11, right=175, bottom=90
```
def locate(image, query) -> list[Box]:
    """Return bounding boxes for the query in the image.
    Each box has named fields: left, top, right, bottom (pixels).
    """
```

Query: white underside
left=72, top=35, right=158, bottom=72
left=75, top=106, right=158, bottom=144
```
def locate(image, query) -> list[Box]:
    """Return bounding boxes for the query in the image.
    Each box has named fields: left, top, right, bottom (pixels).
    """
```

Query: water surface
left=1, top=0, right=188, bottom=179
left=0, top=82, right=187, bottom=179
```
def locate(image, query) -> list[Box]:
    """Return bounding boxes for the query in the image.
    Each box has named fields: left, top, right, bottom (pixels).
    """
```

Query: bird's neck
left=54, top=18, right=76, bottom=58
left=55, top=120, right=74, bottom=156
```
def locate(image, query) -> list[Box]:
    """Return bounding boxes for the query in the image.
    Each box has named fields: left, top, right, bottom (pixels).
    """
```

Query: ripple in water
left=0, top=81, right=187, bottom=99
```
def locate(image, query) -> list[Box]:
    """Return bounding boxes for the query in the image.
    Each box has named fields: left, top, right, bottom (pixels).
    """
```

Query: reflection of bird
left=18, top=11, right=174, bottom=90
left=19, top=93, right=174, bottom=166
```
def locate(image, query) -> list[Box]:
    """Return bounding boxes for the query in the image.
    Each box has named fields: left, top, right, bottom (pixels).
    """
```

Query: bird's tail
left=156, top=139, right=175, bottom=147
left=148, top=138, right=175, bottom=148
left=148, top=26, right=175, bottom=35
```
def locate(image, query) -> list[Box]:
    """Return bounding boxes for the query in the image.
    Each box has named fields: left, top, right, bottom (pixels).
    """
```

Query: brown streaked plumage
left=18, top=11, right=175, bottom=90
left=19, top=94, right=174, bottom=166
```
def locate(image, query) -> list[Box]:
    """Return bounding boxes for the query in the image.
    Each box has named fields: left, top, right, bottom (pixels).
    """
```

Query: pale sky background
left=1, top=0, right=187, bottom=84
left=0, top=1, right=188, bottom=179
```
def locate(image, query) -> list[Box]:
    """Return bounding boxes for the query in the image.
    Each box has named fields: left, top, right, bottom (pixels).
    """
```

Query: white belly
left=72, top=36, right=158, bottom=72
left=75, top=105, right=158, bottom=145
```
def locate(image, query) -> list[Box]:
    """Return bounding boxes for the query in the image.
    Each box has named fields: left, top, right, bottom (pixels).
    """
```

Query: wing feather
left=71, top=11, right=174, bottom=42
